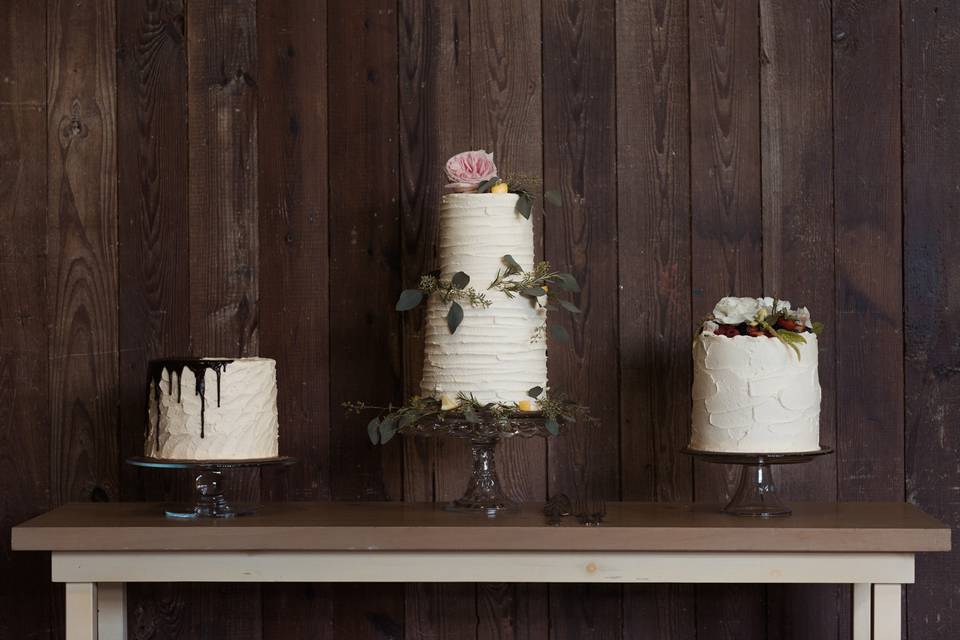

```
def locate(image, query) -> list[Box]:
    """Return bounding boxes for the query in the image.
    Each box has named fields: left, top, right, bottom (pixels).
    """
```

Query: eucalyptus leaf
left=521, top=287, right=547, bottom=298
left=451, top=271, right=470, bottom=289
left=502, top=254, right=523, bottom=275
left=516, top=193, right=533, bottom=219
left=553, top=273, right=580, bottom=292
left=367, top=417, right=381, bottom=445
left=544, top=190, right=563, bottom=207
left=545, top=418, right=560, bottom=436
left=463, top=407, right=480, bottom=424
left=396, top=289, right=424, bottom=311
left=379, top=416, right=398, bottom=444
left=550, top=323, right=571, bottom=343
left=447, top=301, right=464, bottom=333
left=558, top=299, right=581, bottom=314
left=527, top=386, right=544, bottom=398
left=398, top=412, right=417, bottom=429
left=478, top=177, right=499, bottom=193
left=812, top=321, right=824, bottom=336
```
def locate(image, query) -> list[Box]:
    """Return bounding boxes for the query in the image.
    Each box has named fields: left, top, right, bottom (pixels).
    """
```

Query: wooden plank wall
left=0, top=0, right=958, bottom=638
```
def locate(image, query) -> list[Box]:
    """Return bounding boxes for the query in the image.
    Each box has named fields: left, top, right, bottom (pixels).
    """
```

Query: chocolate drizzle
left=148, top=359, right=233, bottom=448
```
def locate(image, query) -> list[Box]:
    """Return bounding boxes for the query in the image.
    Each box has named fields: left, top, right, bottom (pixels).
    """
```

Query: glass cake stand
left=401, top=412, right=561, bottom=517
left=682, top=446, right=833, bottom=517
left=126, top=456, right=297, bottom=519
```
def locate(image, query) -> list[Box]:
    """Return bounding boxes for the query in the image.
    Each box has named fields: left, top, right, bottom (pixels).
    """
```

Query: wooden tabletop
left=12, top=502, right=950, bottom=553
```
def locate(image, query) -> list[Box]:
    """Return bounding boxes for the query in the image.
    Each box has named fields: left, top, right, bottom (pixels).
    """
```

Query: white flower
left=712, top=297, right=759, bottom=324
left=440, top=393, right=460, bottom=411
left=795, top=306, right=813, bottom=328
left=702, top=320, right=719, bottom=334
left=757, top=296, right=775, bottom=312
left=775, top=299, right=792, bottom=313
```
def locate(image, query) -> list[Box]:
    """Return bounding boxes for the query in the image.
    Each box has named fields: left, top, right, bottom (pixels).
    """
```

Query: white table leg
left=853, top=583, right=871, bottom=640
left=97, top=583, right=127, bottom=640
left=65, top=583, right=97, bottom=640
left=873, top=584, right=902, bottom=640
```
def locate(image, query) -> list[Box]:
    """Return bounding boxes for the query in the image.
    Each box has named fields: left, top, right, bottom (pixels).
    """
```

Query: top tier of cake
left=146, top=357, right=279, bottom=460
left=419, top=193, right=547, bottom=405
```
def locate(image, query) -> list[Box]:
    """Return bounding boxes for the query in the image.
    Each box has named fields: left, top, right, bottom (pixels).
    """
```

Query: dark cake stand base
left=682, top=447, right=833, bottom=517
left=126, top=456, right=297, bottom=519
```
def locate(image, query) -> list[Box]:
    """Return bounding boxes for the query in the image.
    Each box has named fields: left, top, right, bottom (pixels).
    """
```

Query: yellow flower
left=491, top=181, right=509, bottom=194
left=517, top=399, right=536, bottom=412
left=542, top=285, right=549, bottom=294
left=440, top=393, right=460, bottom=411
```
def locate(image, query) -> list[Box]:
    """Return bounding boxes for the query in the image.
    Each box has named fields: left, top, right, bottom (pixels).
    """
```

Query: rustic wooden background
left=1, top=0, right=957, bottom=638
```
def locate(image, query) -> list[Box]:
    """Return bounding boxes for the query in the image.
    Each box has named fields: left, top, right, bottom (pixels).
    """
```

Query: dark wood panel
left=186, top=0, right=261, bottom=637
left=397, top=1, right=478, bottom=637
left=0, top=2, right=51, bottom=637
left=616, top=0, right=695, bottom=637
left=831, top=0, right=903, bottom=502
left=47, top=0, right=120, bottom=505
left=759, top=2, right=838, bottom=638
left=470, top=1, right=547, bottom=637
left=688, top=0, right=766, bottom=637
left=256, top=0, right=333, bottom=637
left=328, top=0, right=405, bottom=637
left=902, top=1, right=960, bottom=637
left=116, top=0, right=194, bottom=637
left=543, top=1, right=621, bottom=638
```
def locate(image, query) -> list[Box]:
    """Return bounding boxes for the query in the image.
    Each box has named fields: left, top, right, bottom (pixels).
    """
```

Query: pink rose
left=444, top=150, right=498, bottom=192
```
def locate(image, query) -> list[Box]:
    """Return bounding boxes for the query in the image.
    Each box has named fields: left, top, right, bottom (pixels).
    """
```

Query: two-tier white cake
left=146, top=357, right=279, bottom=460
left=690, top=297, right=822, bottom=453
left=420, top=192, right=547, bottom=405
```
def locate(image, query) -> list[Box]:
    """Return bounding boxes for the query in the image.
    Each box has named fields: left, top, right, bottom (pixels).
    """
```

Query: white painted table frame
left=55, top=550, right=911, bottom=640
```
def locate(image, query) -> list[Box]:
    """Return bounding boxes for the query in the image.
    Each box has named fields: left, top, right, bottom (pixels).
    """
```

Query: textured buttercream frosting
left=690, top=334, right=821, bottom=453
left=420, top=193, right=548, bottom=404
left=146, top=357, right=279, bottom=460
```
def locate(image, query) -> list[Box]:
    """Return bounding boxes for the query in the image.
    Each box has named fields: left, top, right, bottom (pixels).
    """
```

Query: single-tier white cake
left=690, top=296, right=822, bottom=453
left=420, top=193, right=547, bottom=404
left=146, top=357, right=279, bottom=460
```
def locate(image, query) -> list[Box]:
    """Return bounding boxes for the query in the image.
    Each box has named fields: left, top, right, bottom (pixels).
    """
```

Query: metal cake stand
left=126, top=456, right=297, bottom=519
left=402, top=413, right=560, bottom=517
left=682, top=446, right=833, bottom=517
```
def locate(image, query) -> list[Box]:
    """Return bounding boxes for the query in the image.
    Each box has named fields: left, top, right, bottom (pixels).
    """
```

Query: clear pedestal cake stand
left=126, top=456, right=297, bottom=519
left=682, top=446, right=833, bottom=517
left=402, top=413, right=560, bottom=517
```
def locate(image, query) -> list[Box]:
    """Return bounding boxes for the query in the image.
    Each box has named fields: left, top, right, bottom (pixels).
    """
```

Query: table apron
left=51, top=551, right=915, bottom=584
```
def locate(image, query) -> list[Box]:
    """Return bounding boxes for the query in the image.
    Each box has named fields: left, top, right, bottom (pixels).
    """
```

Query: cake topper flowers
left=699, top=296, right=823, bottom=358
left=443, top=149, right=562, bottom=219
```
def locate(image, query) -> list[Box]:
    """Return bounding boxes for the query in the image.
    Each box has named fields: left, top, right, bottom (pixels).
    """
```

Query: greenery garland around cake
left=698, top=296, right=824, bottom=358
left=396, top=257, right=580, bottom=340
left=345, top=386, right=592, bottom=445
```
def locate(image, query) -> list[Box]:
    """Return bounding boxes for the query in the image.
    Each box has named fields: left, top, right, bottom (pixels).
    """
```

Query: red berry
left=776, top=318, right=802, bottom=332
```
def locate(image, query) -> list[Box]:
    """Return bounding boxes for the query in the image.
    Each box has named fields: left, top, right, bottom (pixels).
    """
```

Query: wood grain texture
left=832, top=0, right=904, bottom=504
left=47, top=0, right=119, bottom=505
left=616, top=0, right=694, bottom=638
left=116, top=0, right=193, bottom=637
left=0, top=3, right=51, bottom=638
left=397, top=1, right=477, bottom=637
left=902, top=1, right=960, bottom=637
left=543, top=1, right=621, bottom=638
left=327, top=0, right=405, bottom=637
left=759, top=2, right=838, bottom=638
left=256, top=0, right=332, bottom=637
left=469, top=2, right=547, bottom=637
left=688, top=0, right=765, bottom=637
left=186, top=1, right=261, bottom=638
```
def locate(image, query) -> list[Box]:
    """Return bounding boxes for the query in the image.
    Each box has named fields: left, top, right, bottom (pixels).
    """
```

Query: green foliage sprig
left=396, top=271, right=491, bottom=334
left=488, top=256, right=580, bottom=342
left=476, top=174, right=563, bottom=219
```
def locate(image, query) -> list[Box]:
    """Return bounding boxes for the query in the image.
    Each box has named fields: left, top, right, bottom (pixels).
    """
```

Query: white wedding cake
left=420, top=192, right=547, bottom=405
left=146, top=357, right=279, bottom=460
left=690, top=297, right=822, bottom=453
